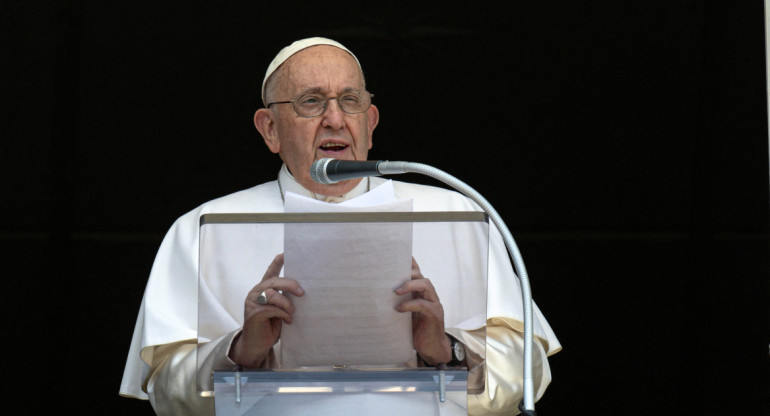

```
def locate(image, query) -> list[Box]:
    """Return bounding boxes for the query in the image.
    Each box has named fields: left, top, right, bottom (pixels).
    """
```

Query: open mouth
left=320, top=142, right=349, bottom=153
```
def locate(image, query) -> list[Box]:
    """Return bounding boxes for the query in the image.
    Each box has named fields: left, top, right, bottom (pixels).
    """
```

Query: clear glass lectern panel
left=197, top=212, right=489, bottom=396
left=213, top=369, right=469, bottom=416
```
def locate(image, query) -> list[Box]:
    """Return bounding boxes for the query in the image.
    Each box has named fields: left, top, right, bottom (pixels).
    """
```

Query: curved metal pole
left=379, top=161, right=536, bottom=412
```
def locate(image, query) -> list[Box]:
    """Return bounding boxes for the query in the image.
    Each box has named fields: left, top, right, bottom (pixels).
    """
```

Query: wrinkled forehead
left=280, top=47, right=364, bottom=94
left=261, top=37, right=362, bottom=104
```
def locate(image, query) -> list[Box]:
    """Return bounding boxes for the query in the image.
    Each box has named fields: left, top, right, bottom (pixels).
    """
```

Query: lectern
left=197, top=212, right=489, bottom=415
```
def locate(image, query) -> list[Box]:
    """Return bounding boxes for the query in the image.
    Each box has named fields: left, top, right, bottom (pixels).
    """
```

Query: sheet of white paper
left=280, top=183, right=415, bottom=367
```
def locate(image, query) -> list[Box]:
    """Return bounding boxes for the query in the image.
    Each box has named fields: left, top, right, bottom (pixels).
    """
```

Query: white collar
left=277, top=164, right=369, bottom=203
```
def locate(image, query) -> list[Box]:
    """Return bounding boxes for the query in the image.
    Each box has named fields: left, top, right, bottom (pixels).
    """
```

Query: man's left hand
left=394, top=258, right=452, bottom=366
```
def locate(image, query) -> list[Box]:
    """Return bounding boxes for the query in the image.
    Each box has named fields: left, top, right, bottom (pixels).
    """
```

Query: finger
left=260, top=253, right=285, bottom=282
left=394, top=278, right=439, bottom=302
left=259, top=288, right=296, bottom=314
left=411, top=257, right=423, bottom=280
left=246, top=288, right=296, bottom=314
left=394, top=298, right=443, bottom=317
left=244, top=303, right=293, bottom=324
left=251, top=276, right=305, bottom=297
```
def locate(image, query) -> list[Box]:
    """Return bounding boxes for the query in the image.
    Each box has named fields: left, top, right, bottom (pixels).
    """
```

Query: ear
left=254, top=108, right=280, bottom=153
left=366, top=104, right=379, bottom=150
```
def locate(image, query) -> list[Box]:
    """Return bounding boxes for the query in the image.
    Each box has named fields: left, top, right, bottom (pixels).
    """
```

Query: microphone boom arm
left=377, top=161, right=537, bottom=415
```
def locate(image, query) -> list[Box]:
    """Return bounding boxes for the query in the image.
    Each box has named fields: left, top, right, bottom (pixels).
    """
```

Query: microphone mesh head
left=310, top=158, right=333, bottom=184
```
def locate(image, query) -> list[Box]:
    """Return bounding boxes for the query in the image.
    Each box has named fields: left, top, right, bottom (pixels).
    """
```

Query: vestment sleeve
left=144, top=329, right=280, bottom=415
left=450, top=318, right=552, bottom=415
left=144, top=331, right=237, bottom=416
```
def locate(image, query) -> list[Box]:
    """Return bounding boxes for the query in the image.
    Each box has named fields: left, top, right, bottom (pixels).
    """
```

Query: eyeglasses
left=267, top=90, right=374, bottom=118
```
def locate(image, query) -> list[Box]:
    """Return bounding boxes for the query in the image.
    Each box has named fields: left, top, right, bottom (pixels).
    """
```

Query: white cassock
left=119, top=165, right=561, bottom=415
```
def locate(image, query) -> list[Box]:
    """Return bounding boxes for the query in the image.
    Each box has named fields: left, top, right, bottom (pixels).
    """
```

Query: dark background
left=5, top=1, right=769, bottom=414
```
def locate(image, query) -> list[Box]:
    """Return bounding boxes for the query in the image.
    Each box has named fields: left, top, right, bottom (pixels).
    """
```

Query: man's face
left=256, top=45, right=379, bottom=196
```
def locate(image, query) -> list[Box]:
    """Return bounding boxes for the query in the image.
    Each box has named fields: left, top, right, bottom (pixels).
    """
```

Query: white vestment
left=120, top=167, right=561, bottom=415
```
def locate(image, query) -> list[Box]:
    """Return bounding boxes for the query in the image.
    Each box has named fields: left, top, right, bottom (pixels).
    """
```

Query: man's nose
left=320, top=98, right=346, bottom=129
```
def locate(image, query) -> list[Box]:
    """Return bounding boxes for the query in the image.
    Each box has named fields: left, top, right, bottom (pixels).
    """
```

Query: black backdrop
left=5, top=1, right=769, bottom=415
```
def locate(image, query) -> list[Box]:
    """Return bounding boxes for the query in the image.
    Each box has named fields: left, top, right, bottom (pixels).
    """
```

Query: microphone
left=310, top=158, right=407, bottom=184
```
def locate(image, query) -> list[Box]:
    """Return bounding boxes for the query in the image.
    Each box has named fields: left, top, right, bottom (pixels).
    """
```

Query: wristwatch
left=447, top=335, right=466, bottom=367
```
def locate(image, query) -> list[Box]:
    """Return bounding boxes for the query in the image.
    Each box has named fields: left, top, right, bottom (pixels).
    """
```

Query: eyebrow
left=297, top=87, right=359, bottom=95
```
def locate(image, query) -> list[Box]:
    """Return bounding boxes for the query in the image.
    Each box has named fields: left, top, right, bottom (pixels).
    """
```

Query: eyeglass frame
left=266, top=90, right=374, bottom=118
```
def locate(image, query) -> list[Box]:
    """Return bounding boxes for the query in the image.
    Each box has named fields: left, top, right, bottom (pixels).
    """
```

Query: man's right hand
left=229, top=253, right=304, bottom=368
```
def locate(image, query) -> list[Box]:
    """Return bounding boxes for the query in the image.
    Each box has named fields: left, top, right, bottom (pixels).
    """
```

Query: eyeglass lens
left=294, top=91, right=371, bottom=117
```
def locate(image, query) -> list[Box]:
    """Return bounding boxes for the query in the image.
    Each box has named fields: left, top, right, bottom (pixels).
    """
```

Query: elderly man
left=120, top=37, right=561, bottom=415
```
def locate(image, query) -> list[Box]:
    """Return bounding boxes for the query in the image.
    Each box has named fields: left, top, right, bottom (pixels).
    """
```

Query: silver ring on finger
left=256, top=290, right=269, bottom=305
